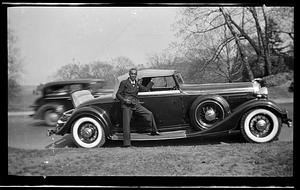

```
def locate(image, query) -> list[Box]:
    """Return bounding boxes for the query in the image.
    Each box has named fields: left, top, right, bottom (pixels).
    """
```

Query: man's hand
left=138, top=79, right=143, bottom=85
left=124, top=98, right=132, bottom=105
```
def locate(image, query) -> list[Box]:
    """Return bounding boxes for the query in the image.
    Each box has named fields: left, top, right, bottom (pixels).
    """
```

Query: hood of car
left=180, top=82, right=254, bottom=95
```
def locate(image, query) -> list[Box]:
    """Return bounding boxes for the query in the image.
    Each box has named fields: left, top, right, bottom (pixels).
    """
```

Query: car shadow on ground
left=106, top=133, right=246, bottom=148
left=45, top=133, right=246, bottom=149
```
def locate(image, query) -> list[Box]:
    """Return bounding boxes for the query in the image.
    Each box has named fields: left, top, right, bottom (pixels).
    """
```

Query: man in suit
left=116, top=68, right=160, bottom=147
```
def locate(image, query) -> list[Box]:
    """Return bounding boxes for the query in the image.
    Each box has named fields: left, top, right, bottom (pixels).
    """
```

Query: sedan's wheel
left=191, top=99, right=227, bottom=130
left=240, top=109, right=281, bottom=143
left=44, top=109, right=60, bottom=126
left=72, top=116, right=105, bottom=148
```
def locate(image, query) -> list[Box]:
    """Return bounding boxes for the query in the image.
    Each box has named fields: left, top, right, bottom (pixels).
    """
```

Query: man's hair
left=129, top=68, right=137, bottom=74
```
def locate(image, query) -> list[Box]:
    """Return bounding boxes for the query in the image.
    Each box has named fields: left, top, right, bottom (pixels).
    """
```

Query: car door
left=133, top=76, right=186, bottom=131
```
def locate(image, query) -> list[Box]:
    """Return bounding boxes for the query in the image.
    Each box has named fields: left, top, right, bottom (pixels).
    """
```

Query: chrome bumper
left=286, top=119, right=293, bottom=128
left=282, top=113, right=292, bottom=128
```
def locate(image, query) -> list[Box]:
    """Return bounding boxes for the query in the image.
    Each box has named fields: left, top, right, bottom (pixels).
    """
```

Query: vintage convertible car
left=47, top=69, right=292, bottom=148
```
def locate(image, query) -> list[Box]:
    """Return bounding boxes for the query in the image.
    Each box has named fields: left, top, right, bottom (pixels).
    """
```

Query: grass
left=8, top=141, right=293, bottom=176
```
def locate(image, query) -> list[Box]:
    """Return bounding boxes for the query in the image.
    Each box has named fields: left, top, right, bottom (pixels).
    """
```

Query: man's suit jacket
left=116, top=78, right=153, bottom=108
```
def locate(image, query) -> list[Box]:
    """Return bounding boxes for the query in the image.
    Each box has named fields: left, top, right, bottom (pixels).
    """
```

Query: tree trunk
left=249, top=7, right=272, bottom=76
left=220, top=7, right=254, bottom=81
left=262, top=5, right=272, bottom=75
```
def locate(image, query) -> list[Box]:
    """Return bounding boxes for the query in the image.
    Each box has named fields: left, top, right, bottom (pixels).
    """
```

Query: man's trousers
left=122, top=104, right=158, bottom=146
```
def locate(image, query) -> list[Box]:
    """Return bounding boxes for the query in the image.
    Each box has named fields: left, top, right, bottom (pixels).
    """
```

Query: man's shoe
left=149, top=131, right=160, bottom=136
left=122, top=145, right=131, bottom=148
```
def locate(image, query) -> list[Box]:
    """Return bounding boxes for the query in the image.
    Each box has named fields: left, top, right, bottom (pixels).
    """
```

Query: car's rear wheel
left=44, top=109, right=60, bottom=126
left=71, top=116, right=106, bottom=148
left=190, top=96, right=230, bottom=130
left=240, top=109, right=281, bottom=143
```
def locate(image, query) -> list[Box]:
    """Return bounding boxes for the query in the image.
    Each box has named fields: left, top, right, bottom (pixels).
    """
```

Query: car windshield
left=175, top=73, right=184, bottom=84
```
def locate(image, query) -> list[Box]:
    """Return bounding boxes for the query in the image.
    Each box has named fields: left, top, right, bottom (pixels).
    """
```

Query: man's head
left=129, top=68, right=137, bottom=81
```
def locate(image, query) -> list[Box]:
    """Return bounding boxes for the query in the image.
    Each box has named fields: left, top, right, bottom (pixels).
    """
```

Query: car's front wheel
left=71, top=116, right=106, bottom=148
left=240, top=109, right=281, bottom=143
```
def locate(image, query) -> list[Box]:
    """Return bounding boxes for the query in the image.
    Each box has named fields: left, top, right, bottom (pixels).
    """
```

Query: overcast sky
left=8, top=6, right=180, bottom=85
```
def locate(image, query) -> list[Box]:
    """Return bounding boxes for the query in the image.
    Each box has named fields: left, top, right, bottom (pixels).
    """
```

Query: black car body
left=48, top=69, right=292, bottom=148
left=31, top=79, right=113, bottom=126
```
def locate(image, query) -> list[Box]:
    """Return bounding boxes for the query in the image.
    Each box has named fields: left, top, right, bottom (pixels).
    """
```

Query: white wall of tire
left=72, top=117, right=105, bottom=148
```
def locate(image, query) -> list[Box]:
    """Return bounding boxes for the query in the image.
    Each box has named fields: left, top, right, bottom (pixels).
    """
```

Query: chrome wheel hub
left=49, top=113, right=59, bottom=122
left=44, top=110, right=60, bottom=126
left=82, top=127, right=93, bottom=138
left=79, top=123, right=98, bottom=143
left=205, top=108, right=216, bottom=121
left=256, top=119, right=267, bottom=132
left=249, top=115, right=271, bottom=137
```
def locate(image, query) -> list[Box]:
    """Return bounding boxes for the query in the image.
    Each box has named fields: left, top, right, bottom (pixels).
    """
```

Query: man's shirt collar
left=128, top=78, right=136, bottom=84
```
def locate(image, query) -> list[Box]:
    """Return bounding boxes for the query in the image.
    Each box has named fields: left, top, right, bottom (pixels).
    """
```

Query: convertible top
left=112, top=69, right=177, bottom=99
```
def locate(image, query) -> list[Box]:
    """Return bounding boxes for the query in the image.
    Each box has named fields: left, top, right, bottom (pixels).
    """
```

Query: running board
left=109, top=130, right=187, bottom=141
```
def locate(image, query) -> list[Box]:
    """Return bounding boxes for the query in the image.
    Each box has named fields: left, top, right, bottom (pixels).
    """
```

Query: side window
left=152, top=76, right=176, bottom=90
left=165, top=76, right=176, bottom=87
left=46, top=85, right=69, bottom=95
left=152, top=77, right=166, bottom=88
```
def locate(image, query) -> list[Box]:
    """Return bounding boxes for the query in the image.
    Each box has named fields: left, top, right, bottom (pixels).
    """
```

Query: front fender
left=232, top=98, right=290, bottom=126
left=233, top=98, right=287, bottom=118
left=224, top=98, right=288, bottom=131
left=57, top=106, right=112, bottom=137
left=187, top=98, right=288, bottom=137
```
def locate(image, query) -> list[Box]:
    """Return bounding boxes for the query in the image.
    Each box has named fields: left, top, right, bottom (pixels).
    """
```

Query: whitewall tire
left=72, top=116, right=106, bottom=148
left=240, top=109, right=281, bottom=143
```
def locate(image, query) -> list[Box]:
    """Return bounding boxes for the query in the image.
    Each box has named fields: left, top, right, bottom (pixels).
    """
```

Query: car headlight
left=253, top=81, right=260, bottom=94
left=252, top=78, right=268, bottom=98
left=256, top=87, right=268, bottom=98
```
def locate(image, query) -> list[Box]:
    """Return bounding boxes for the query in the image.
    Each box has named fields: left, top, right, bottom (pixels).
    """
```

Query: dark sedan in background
left=48, top=69, right=292, bottom=148
left=30, top=79, right=113, bottom=126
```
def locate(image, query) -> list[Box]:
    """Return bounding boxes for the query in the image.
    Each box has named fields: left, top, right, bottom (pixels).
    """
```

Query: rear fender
left=63, top=106, right=112, bottom=137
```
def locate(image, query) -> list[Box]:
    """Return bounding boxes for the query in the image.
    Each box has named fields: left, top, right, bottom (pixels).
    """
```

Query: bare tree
left=109, top=56, right=136, bottom=77
left=173, top=6, right=293, bottom=81
left=8, top=27, right=23, bottom=100
left=53, top=56, right=136, bottom=84
left=220, top=7, right=254, bottom=80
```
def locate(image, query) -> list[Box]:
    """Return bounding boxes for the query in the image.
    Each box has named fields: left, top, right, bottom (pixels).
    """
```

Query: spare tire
left=189, top=95, right=230, bottom=131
